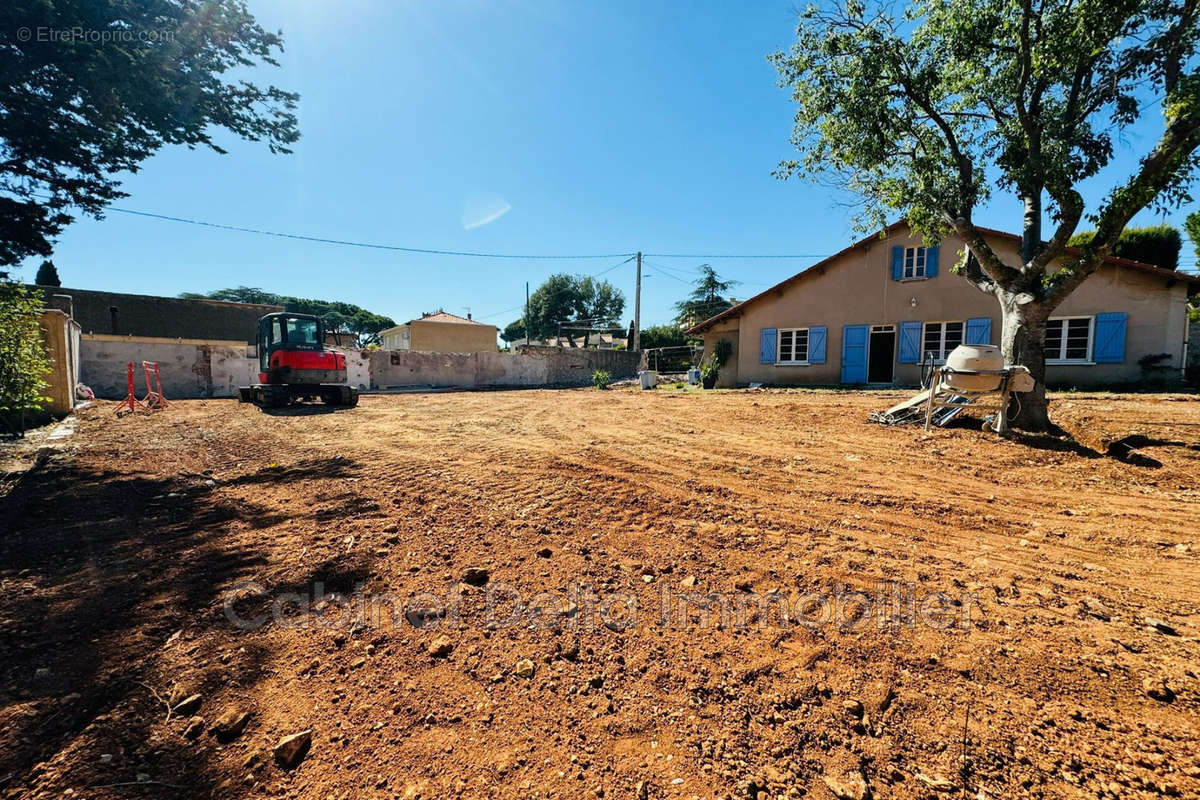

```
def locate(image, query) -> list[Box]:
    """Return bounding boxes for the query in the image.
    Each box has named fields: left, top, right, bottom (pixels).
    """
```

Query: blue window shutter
left=965, top=317, right=992, bottom=345
left=760, top=328, right=777, bottom=364
left=1093, top=312, right=1127, bottom=363
left=926, top=244, right=939, bottom=277
left=891, top=246, right=904, bottom=280
left=897, top=320, right=922, bottom=363
left=809, top=326, right=827, bottom=363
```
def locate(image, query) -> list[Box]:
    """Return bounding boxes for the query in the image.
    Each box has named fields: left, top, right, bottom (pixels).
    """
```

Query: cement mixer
left=870, top=344, right=1035, bottom=433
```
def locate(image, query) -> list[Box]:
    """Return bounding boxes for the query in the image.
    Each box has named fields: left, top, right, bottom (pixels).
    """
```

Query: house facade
left=379, top=310, right=498, bottom=353
left=687, top=222, right=1197, bottom=388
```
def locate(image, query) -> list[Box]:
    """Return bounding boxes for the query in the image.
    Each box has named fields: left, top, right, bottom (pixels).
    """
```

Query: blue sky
left=19, top=0, right=1198, bottom=330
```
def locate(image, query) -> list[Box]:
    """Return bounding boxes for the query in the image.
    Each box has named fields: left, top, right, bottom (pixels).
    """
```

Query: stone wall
left=368, top=347, right=639, bottom=390
left=78, top=337, right=641, bottom=399
left=80, top=335, right=258, bottom=399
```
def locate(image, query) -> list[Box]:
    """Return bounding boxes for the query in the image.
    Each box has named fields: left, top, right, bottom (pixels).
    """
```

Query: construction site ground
left=1, top=388, right=1198, bottom=800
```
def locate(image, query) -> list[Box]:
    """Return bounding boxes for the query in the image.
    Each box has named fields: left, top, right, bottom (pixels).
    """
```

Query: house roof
left=685, top=220, right=1200, bottom=335
left=409, top=310, right=493, bottom=326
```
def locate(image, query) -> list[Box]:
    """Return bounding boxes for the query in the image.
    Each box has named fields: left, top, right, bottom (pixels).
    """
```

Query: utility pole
left=633, top=251, right=642, bottom=351
left=524, top=282, right=530, bottom=347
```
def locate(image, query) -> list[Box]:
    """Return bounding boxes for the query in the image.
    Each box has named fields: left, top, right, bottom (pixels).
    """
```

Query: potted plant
left=699, top=340, right=732, bottom=389
left=700, top=354, right=720, bottom=389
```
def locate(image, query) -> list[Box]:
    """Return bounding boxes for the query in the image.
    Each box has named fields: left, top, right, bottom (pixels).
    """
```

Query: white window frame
left=922, top=320, right=965, bottom=360
left=776, top=327, right=810, bottom=365
left=1045, top=315, right=1095, bottom=364
left=902, top=246, right=927, bottom=280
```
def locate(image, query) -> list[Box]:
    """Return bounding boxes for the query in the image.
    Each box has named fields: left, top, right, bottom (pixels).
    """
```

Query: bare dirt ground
left=1, top=389, right=1198, bottom=800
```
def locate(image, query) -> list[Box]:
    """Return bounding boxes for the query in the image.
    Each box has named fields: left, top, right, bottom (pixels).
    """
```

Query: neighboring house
left=35, top=286, right=282, bottom=345
left=686, top=221, right=1198, bottom=388
left=379, top=310, right=498, bottom=353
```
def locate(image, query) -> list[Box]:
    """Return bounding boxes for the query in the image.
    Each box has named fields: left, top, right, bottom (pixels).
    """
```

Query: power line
left=102, top=205, right=635, bottom=261
left=644, top=250, right=832, bottom=259
left=475, top=256, right=635, bottom=322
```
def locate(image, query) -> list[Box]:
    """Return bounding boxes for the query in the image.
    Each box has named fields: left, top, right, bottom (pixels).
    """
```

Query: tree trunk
left=997, top=291, right=1053, bottom=431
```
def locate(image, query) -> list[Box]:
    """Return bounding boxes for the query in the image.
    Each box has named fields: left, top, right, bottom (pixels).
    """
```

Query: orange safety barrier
left=114, top=362, right=147, bottom=416
left=141, top=361, right=169, bottom=411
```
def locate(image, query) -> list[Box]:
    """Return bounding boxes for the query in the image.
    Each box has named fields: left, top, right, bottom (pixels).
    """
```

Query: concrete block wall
left=368, top=347, right=639, bottom=390
left=81, top=335, right=257, bottom=399
left=78, top=337, right=641, bottom=398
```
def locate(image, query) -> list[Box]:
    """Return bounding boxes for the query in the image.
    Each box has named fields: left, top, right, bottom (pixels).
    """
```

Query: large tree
left=772, top=0, right=1200, bottom=430
left=674, top=265, right=738, bottom=329
left=179, top=286, right=395, bottom=347
left=0, top=1, right=299, bottom=266
left=502, top=274, right=625, bottom=346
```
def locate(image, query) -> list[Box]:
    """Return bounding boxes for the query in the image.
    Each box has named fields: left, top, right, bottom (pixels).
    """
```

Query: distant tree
left=504, top=274, right=624, bottom=347
left=0, top=1, right=300, bottom=266
left=1187, top=212, right=1200, bottom=323
left=1068, top=225, right=1182, bottom=271
left=501, top=318, right=527, bottom=344
left=1186, top=211, right=1200, bottom=261
left=34, top=260, right=60, bottom=287
left=0, top=281, right=50, bottom=433
left=772, top=0, right=1200, bottom=430
left=673, top=265, right=737, bottom=329
left=573, top=276, right=626, bottom=347
left=638, top=324, right=690, bottom=349
left=179, top=287, right=394, bottom=347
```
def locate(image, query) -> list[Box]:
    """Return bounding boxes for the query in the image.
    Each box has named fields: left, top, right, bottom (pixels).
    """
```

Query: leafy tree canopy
left=34, top=260, right=61, bottom=287
left=0, top=0, right=299, bottom=265
left=772, top=0, right=1200, bottom=429
left=1069, top=225, right=1182, bottom=271
left=503, top=274, right=625, bottom=346
left=638, top=324, right=692, bottom=350
left=179, top=287, right=395, bottom=347
left=674, top=265, right=738, bottom=329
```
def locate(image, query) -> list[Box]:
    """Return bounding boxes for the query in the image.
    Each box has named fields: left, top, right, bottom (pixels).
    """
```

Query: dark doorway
left=868, top=325, right=895, bottom=383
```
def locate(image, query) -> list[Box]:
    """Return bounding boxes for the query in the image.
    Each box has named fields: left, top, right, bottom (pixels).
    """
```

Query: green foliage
left=0, top=1, right=300, bottom=266
left=0, top=281, right=50, bottom=420
left=502, top=318, right=528, bottom=344
left=699, top=339, right=733, bottom=386
left=501, top=274, right=625, bottom=344
left=34, top=260, right=61, bottom=287
left=179, top=286, right=395, bottom=347
left=1068, top=225, right=1182, bottom=270
left=1185, top=211, right=1200, bottom=261
left=592, top=370, right=611, bottom=390
left=771, top=0, right=1200, bottom=276
left=674, top=265, right=738, bottom=329
left=638, top=324, right=690, bottom=349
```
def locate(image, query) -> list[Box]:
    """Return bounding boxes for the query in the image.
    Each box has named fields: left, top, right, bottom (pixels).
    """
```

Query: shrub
left=592, top=370, right=611, bottom=390
left=0, top=282, right=51, bottom=432
left=1069, top=225, right=1182, bottom=271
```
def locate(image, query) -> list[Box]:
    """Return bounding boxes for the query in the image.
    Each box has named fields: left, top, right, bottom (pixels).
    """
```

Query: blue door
left=841, top=324, right=868, bottom=384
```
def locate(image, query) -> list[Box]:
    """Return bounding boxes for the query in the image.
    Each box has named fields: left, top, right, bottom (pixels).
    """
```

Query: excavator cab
left=239, top=313, right=359, bottom=409
left=257, top=313, right=324, bottom=372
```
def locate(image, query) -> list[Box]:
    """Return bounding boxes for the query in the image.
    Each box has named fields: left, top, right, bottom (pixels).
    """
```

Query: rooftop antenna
left=463, top=306, right=472, bottom=320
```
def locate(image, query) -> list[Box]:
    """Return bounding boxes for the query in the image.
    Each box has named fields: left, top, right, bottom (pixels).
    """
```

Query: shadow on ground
left=0, top=453, right=367, bottom=798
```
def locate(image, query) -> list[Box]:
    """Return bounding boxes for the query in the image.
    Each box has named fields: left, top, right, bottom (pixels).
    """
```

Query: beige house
left=687, top=221, right=1198, bottom=388
left=379, top=310, right=498, bottom=353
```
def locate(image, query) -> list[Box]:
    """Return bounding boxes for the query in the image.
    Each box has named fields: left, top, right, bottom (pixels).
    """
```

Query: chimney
left=467, top=312, right=472, bottom=320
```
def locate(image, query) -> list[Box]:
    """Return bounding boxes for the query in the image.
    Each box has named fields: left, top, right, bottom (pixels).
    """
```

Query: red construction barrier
left=141, top=361, right=169, bottom=411
left=113, top=362, right=146, bottom=416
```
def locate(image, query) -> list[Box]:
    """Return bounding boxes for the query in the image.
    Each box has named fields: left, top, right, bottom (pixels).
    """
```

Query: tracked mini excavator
left=238, top=312, right=359, bottom=409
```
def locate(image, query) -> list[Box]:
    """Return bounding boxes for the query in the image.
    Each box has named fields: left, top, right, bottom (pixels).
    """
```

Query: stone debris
left=273, top=729, right=313, bottom=769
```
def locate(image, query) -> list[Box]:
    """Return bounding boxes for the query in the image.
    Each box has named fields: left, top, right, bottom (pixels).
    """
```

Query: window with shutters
left=922, top=320, right=964, bottom=360
left=903, top=246, right=927, bottom=279
left=1045, top=316, right=1093, bottom=363
left=776, top=327, right=810, bottom=364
